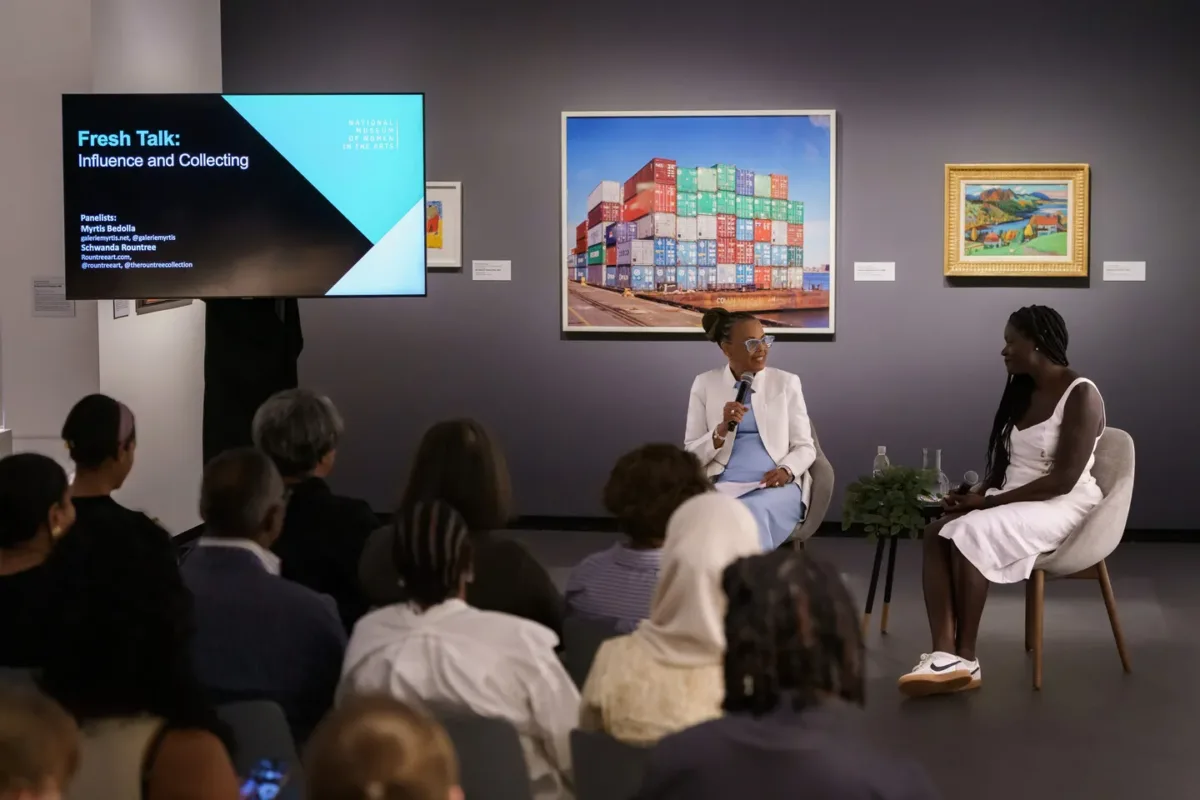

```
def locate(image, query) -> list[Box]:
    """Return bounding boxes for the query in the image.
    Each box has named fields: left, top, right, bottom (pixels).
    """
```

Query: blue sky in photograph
left=566, top=114, right=833, bottom=266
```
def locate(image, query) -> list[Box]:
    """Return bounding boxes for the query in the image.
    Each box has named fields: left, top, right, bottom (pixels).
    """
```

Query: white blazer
left=684, top=366, right=817, bottom=509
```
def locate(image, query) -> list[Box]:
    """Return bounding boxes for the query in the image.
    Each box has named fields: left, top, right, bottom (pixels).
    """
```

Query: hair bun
left=701, top=308, right=730, bottom=342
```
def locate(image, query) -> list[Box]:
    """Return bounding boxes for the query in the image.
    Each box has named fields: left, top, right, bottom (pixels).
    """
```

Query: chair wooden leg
left=1031, top=570, right=1045, bottom=690
left=1097, top=560, right=1132, bottom=674
left=1024, top=579, right=1035, bottom=652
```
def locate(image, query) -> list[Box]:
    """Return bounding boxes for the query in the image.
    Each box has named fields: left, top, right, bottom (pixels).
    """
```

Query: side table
left=860, top=503, right=944, bottom=636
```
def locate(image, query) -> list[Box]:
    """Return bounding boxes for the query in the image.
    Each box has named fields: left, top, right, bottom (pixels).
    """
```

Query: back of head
left=252, top=389, right=344, bottom=479
left=722, top=549, right=864, bottom=716
left=40, top=513, right=215, bottom=732
left=0, top=454, right=68, bottom=549
left=603, top=444, right=711, bottom=546
left=0, top=685, right=79, bottom=797
left=199, top=447, right=286, bottom=541
left=700, top=307, right=755, bottom=344
left=390, top=500, right=473, bottom=610
left=305, top=695, right=459, bottom=800
left=401, top=419, right=511, bottom=533
left=635, top=493, right=762, bottom=665
left=61, top=394, right=135, bottom=469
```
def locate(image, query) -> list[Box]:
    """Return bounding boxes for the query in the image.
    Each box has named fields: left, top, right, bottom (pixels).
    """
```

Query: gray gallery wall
left=221, top=0, right=1200, bottom=529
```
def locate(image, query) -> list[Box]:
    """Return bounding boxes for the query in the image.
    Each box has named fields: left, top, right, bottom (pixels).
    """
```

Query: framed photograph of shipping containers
left=426, top=181, right=462, bottom=269
left=945, top=164, right=1090, bottom=277
left=561, top=111, right=836, bottom=334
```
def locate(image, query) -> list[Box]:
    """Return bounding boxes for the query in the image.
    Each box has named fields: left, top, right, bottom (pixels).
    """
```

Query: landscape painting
left=945, top=164, right=1090, bottom=277
left=561, top=111, right=836, bottom=334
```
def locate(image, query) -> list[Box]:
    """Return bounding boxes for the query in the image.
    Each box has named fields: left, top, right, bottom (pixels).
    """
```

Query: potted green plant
left=841, top=466, right=937, bottom=541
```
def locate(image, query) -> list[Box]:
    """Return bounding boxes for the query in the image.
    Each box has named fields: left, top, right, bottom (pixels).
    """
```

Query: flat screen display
left=62, top=93, right=426, bottom=299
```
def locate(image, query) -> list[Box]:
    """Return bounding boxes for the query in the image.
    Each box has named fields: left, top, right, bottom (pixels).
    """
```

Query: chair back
left=563, top=614, right=622, bottom=687
left=1035, top=427, right=1135, bottom=576
left=216, top=700, right=302, bottom=797
left=432, top=709, right=534, bottom=800
left=0, top=667, right=37, bottom=687
left=792, top=421, right=835, bottom=544
left=571, top=728, right=651, bottom=800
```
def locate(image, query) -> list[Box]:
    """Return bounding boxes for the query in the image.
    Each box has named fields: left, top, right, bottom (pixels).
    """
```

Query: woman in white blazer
left=684, top=309, right=817, bottom=550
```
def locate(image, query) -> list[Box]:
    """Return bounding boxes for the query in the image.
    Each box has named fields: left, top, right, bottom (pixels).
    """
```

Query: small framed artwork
left=426, top=181, right=463, bottom=269
left=945, top=163, right=1090, bottom=277
left=135, top=298, right=193, bottom=314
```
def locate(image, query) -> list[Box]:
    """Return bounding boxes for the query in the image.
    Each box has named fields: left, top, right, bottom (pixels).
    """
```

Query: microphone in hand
left=955, top=470, right=980, bottom=495
left=727, top=373, right=755, bottom=432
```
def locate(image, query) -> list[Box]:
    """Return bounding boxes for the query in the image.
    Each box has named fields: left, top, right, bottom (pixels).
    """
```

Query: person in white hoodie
left=339, top=500, right=578, bottom=800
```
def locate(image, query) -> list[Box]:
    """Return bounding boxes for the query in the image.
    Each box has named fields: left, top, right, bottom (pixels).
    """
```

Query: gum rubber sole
left=897, top=671, right=973, bottom=697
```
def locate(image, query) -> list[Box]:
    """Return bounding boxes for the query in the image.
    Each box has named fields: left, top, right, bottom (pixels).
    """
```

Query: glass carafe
left=922, top=448, right=951, bottom=498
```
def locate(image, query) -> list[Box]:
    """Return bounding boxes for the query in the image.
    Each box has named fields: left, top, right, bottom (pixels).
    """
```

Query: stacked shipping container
left=571, top=158, right=810, bottom=291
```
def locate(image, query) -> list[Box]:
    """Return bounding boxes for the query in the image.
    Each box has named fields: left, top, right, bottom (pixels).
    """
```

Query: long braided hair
left=985, top=305, right=1070, bottom=488
left=721, top=549, right=864, bottom=716
left=390, top=500, right=473, bottom=609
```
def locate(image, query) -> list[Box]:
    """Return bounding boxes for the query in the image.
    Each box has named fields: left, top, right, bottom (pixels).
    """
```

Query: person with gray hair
left=183, top=447, right=347, bottom=745
left=252, top=389, right=379, bottom=631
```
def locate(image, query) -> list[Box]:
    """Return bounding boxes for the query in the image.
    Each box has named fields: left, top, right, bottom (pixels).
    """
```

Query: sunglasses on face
left=743, top=335, right=775, bottom=353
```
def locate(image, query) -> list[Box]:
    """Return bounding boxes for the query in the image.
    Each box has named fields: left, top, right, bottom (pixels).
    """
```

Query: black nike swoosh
left=930, top=661, right=963, bottom=672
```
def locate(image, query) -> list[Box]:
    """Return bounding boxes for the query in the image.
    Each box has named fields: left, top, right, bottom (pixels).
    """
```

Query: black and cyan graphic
left=62, top=93, right=426, bottom=299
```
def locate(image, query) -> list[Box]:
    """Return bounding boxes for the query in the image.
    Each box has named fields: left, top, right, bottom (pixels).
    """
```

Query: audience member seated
left=565, top=444, right=710, bottom=633
left=61, top=394, right=177, bottom=561
left=253, top=389, right=379, bottom=632
left=41, top=513, right=241, bottom=800
left=183, top=448, right=348, bottom=745
left=0, top=685, right=79, bottom=800
left=635, top=549, right=939, bottom=800
left=901, top=305, right=1105, bottom=697
left=0, top=454, right=74, bottom=668
left=359, top=419, right=565, bottom=636
left=341, top=500, right=578, bottom=800
left=305, top=694, right=463, bottom=800
left=579, top=494, right=760, bottom=746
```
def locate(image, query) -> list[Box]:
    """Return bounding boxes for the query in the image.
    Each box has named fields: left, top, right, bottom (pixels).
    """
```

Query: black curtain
left=203, top=299, right=303, bottom=464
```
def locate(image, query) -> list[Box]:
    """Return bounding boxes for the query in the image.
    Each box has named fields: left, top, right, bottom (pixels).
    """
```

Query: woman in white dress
left=899, top=306, right=1106, bottom=697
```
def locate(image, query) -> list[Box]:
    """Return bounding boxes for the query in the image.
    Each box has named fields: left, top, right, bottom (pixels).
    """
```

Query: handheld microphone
left=728, top=373, right=755, bottom=432
left=956, top=470, right=980, bottom=494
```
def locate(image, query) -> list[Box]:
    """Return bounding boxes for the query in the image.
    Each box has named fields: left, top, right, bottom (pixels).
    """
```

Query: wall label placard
left=1102, top=261, right=1146, bottom=282
left=472, top=260, right=512, bottom=281
left=853, top=261, right=895, bottom=282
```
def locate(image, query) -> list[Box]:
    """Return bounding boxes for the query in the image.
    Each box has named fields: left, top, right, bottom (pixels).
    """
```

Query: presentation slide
left=62, top=93, right=426, bottom=299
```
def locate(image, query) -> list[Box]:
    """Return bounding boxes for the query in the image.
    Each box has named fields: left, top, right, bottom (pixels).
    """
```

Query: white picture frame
left=426, top=181, right=463, bottom=269
left=561, top=110, right=837, bottom=335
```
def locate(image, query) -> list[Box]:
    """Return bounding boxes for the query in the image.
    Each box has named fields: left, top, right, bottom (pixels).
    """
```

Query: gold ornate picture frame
left=944, top=163, right=1089, bottom=277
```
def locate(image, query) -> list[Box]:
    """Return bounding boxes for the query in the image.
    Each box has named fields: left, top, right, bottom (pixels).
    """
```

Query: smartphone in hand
left=240, top=759, right=288, bottom=800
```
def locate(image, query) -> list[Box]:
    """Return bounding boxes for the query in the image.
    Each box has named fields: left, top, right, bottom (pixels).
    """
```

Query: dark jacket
left=71, top=495, right=179, bottom=562
left=182, top=544, right=346, bottom=744
left=272, top=477, right=378, bottom=631
left=636, top=704, right=940, bottom=800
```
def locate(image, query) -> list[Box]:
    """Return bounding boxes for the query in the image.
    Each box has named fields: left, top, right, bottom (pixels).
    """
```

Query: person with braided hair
left=635, top=549, right=938, bottom=800
left=899, top=305, right=1106, bottom=697
left=339, top=500, right=579, bottom=800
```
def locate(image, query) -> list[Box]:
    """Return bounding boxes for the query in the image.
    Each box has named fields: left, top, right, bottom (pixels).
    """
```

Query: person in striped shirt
left=565, top=444, right=712, bottom=633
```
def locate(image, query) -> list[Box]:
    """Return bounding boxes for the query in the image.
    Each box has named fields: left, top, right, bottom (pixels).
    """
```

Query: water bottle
left=872, top=446, right=890, bottom=476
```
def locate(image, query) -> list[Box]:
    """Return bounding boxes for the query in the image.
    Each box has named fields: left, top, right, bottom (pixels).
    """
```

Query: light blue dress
left=715, top=391, right=805, bottom=550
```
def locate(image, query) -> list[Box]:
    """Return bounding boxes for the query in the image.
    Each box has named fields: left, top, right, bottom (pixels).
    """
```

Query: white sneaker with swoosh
left=897, top=652, right=972, bottom=696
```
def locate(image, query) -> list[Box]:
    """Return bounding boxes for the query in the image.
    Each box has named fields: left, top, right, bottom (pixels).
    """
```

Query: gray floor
left=507, top=531, right=1200, bottom=799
